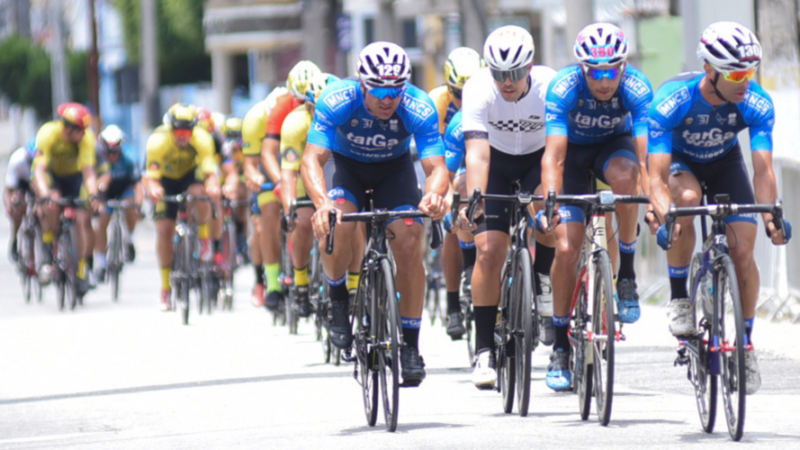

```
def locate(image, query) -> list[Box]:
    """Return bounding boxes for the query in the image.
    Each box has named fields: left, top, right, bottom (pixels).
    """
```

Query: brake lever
left=325, top=209, right=337, bottom=255
left=545, top=188, right=556, bottom=232
left=665, top=203, right=677, bottom=250
left=430, top=220, right=443, bottom=250
left=466, top=188, right=482, bottom=228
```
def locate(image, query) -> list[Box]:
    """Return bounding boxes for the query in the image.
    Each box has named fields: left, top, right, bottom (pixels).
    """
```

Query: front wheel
left=689, top=253, right=717, bottom=433
left=354, top=267, right=378, bottom=427
left=572, top=276, right=593, bottom=421
left=377, top=258, right=400, bottom=432
left=499, top=267, right=516, bottom=414
left=512, top=249, right=534, bottom=417
left=592, top=250, right=615, bottom=425
left=718, top=254, right=746, bottom=441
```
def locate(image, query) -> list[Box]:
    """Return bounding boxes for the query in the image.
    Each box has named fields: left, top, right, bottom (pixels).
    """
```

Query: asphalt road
left=0, top=184, right=799, bottom=448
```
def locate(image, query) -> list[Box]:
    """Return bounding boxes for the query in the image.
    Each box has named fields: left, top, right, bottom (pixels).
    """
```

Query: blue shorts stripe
left=558, top=205, right=584, bottom=224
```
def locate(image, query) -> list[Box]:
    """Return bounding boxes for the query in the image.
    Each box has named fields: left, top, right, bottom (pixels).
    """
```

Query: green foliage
left=115, top=0, right=211, bottom=85
left=0, top=36, right=89, bottom=119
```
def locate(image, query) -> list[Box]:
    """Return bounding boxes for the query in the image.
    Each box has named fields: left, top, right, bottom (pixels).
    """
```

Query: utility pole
left=87, top=0, right=101, bottom=131
left=140, top=0, right=159, bottom=128
left=303, top=0, right=330, bottom=71
left=565, top=0, right=594, bottom=48
left=48, top=0, right=71, bottom=113
left=459, top=0, right=486, bottom=52
left=376, top=0, right=396, bottom=42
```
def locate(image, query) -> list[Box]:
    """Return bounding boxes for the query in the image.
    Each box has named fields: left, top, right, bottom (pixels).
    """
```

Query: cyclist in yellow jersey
left=32, top=102, right=99, bottom=293
left=243, top=60, right=321, bottom=311
left=219, top=117, right=250, bottom=263
left=429, top=47, right=485, bottom=339
left=143, top=104, right=221, bottom=310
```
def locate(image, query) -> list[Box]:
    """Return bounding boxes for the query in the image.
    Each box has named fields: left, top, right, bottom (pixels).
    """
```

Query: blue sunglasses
left=584, top=66, right=621, bottom=81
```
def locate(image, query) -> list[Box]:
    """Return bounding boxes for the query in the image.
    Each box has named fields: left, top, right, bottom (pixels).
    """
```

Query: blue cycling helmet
left=25, top=139, right=37, bottom=159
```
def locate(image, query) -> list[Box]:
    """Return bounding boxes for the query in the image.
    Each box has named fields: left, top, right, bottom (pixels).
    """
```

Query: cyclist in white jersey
left=458, top=25, right=557, bottom=389
left=4, top=141, right=36, bottom=262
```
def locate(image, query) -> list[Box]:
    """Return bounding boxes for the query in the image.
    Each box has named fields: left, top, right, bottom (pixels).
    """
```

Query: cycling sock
left=94, top=252, right=107, bottom=269
left=533, top=242, right=555, bottom=275
left=744, top=317, right=754, bottom=346
left=460, top=240, right=476, bottom=268
left=669, top=264, right=690, bottom=299
left=125, top=232, right=134, bottom=244
left=254, top=265, right=265, bottom=285
left=235, top=220, right=244, bottom=235
left=43, top=231, right=54, bottom=244
left=347, top=272, right=360, bottom=291
left=474, top=305, right=498, bottom=354
left=161, top=267, right=171, bottom=290
left=294, top=265, right=309, bottom=287
left=618, top=239, right=636, bottom=280
left=446, top=291, right=460, bottom=314
left=213, top=239, right=222, bottom=253
left=553, top=313, right=570, bottom=351
left=401, top=317, right=421, bottom=349
left=87, top=255, right=94, bottom=271
left=266, top=263, right=280, bottom=293
left=327, top=275, right=348, bottom=303
left=78, top=258, right=86, bottom=279
left=198, top=223, right=210, bottom=240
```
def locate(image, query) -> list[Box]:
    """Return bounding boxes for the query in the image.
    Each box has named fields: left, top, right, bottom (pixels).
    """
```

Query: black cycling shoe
left=76, top=277, right=90, bottom=298
left=329, top=298, right=353, bottom=349
left=9, top=239, right=19, bottom=263
left=96, top=268, right=107, bottom=283
left=265, top=291, right=283, bottom=312
left=125, top=243, right=136, bottom=263
left=400, top=346, right=426, bottom=386
left=295, top=285, right=312, bottom=318
left=446, top=311, right=466, bottom=340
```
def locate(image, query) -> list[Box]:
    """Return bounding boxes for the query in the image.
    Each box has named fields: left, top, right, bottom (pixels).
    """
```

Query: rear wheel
left=354, top=271, right=378, bottom=427
left=513, top=249, right=534, bottom=417
left=378, top=258, right=400, bottom=432
left=110, top=221, right=123, bottom=302
left=718, top=254, right=746, bottom=441
left=592, top=251, right=615, bottom=425
left=689, top=253, right=717, bottom=433
left=573, top=277, right=593, bottom=421
left=499, top=268, right=516, bottom=414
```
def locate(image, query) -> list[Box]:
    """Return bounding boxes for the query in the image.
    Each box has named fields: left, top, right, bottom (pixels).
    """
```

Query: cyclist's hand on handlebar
left=246, top=172, right=265, bottom=193
left=458, top=204, right=482, bottom=232
left=656, top=223, right=681, bottom=250
left=419, top=192, right=447, bottom=221
left=644, top=206, right=660, bottom=235
left=148, top=185, right=164, bottom=204
left=536, top=209, right=560, bottom=233
left=222, top=182, right=237, bottom=200
left=767, top=219, right=791, bottom=245
left=311, top=203, right=340, bottom=241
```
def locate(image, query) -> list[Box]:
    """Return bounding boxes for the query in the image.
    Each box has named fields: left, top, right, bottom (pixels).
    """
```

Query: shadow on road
left=338, top=422, right=465, bottom=435
left=0, top=371, right=352, bottom=405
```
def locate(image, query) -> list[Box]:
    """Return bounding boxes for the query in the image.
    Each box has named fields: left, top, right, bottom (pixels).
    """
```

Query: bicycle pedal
left=400, top=380, right=422, bottom=388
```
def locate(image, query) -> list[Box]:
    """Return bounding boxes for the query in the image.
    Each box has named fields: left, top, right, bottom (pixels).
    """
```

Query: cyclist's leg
left=596, top=179, right=619, bottom=272
left=596, top=135, right=641, bottom=322
left=94, top=211, right=111, bottom=276
left=257, top=187, right=283, bottom=309
left=665, top=157, right=703, bottom=335
left=155, top=176, right=187, bottom=309
left=250, top=198, right=266, bottom=306
left=346, top=223, right=365, bottom=293
left=234, top=182, right=249, bottom=254
left=5, top=187, right=26, bottom=261
left=291, top=205, right=315, bottom=316
left=187, top=180, right=212, bottom=261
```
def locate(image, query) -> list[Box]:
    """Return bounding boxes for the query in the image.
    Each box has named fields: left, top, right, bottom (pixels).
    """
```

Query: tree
left=115, top=0, right=211, bottom=85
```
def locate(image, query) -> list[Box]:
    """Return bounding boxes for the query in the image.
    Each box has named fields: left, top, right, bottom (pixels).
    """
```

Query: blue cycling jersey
left=443, top=110, right=464, bottom=173
left=104, top=152, right=141, bottom=184
left=307, top=78, right=444, bottom=163
left=648, top=72, right=774, bottom=162
left=545, top=64, right=653, bottom=144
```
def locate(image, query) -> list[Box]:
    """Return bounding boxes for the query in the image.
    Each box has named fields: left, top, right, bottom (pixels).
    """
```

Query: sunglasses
left=365, top=84, right=405, bottom=100
left=722, top=68, right=756, bottom=83
left=172, top=128, right=192, bottom=140
left=490, top=65, right=530, bottom=83
left=448, top=85, right=463, bottom=100
left=65, top=123, right=85, bottom=134
left=584, top=66, right=621, bottom=81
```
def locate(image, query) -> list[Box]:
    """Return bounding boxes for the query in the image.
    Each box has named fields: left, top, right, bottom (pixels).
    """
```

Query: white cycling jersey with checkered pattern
left=461, top=65, right=556, bottom=155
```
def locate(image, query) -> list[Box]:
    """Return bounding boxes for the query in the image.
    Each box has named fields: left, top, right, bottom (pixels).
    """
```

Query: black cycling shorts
left=324, top=152, right=421, bottom=214
left=154, top=170, right=204, bottom=221
left=478, top=147, right=543, bottom=234
left=562, top=133, right=638, bottom=196
left=670, top=144, right=756, bottom=224
left=50, top=173, right=83, bottom=199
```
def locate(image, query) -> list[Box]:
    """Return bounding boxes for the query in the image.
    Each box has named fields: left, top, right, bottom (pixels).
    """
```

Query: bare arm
left=261, top=138, right=282, bottom=186
left=647, top=153, right=673, bottom=224
left=300, top=143, right=331, bottom=210
left=634, top=136, right=650, bottom=197
left=33, top=163, right=50, bottom=197
left=752, top=150, right=784, bottom=244
left=419, top=156, right=449, bottom=219
left=464, top=138, right=490, bottom=196
left=82, top=165, right=98, bottom=197
left=280, top=169, right=299, bottom=214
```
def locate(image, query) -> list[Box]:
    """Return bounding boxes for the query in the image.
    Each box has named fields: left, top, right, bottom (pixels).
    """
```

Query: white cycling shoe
left=472, top=350, right=496, bottom=390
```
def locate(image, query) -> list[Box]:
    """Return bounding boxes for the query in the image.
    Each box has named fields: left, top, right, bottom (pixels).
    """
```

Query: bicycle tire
left=110, top=220, right=123, bottom=302
left=592, top=250, right=615, bottom=425
left=21, top=229, right=35, bottom=303
left=354, top=268, right=378, bottom=426
left=463, top=296, right=475, bottom=366
left=573, top=277, right=593, bottom=421
left=288, top=297, right=299, bottom=335
left=717, top=254, right=746, bottom=441
left=513, top=249, right=534, bottom=417
left=377, top=258, right=400, bottom=432
left=688, top=252, right=717, bottom=433
left=499, top=264, right=516, bottom=414
left=175, top=235, right=191, bottom=325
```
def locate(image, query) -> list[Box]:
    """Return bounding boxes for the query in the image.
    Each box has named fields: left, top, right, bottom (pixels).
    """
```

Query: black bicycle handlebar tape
left=615, top=195, right=651, bottom=204
left=430, top=220, right=443, bottom=250
left=665, top=203, right=678, bottom=250
left=466, top=188, right=482, bottom=227
left=450, top=191, right=461, bottom=225
left=771, top=199, right=785, bottom=236
left=545, top=188, right=557, bottom=232
left=325, top=209, right=337, bottom=255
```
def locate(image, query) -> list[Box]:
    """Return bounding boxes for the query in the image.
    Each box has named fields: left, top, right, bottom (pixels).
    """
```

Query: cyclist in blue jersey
left=93, top=125, right=143, bottom=281
left=302, top=42, right=449, bottom=386
left=648, top=22, right=791, bottom=395
left=539, top=23, right=653, bottom=391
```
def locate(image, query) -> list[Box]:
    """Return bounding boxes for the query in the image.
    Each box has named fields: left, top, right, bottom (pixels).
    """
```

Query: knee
left=555, top=237, right=581, bottom=267
left=606, top=167, right=638, bottom=193
left=187, top=184, right=205, bottom=196
left=729, top=244, right=755, bottom=270
left=676, top=189, right=701, bottom=207
left=476, top=244, right=505, bottom=269
left=393, top=233, right=422, bottom=261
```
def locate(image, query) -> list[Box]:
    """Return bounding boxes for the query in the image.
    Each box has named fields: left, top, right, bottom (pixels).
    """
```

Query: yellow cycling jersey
left=242, top=100, right=270, bottom=158
left=280, top=105, right=312, bottom=198
left=34, top=121, right=96, bottom=177
left=145, top=125, right=217, bottom=180
left=429, top=85, right=459, bottom=135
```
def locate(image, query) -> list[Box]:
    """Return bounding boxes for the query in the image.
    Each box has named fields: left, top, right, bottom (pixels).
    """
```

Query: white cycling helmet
left=100, top=124, right=124, bottom=146
left=574, top=23, right=629, bottom=67
left=287, top=60, right=322, bottom=100
left=696, top=21, right=761, bottom=72
left=444, top=47, right=486, bottom=90
left=483, top=25, right=535, bottom=71
left=358, top=41, right=411, bottom=89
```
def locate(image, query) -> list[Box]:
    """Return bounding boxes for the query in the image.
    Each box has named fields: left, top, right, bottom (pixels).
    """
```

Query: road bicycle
left=327, top=202, right=442, bottom=432
left=544, top=188, right=649, bottom=426
left=423, top=222, right=445, bottom=326
left=15, top=191, right=42, bottom=303
left=465, top=185, right=540, bottom=417
left=217, top=198, right=250, bottom=310
left=664, top=192, right=787, bottom=441
left=162, top=193, right=215, bottom=325
left=105, top=199, right=137, bottom=302
left=448, top=191, right=475, bottom=364
left=48, top=197, right=90, bottom=311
